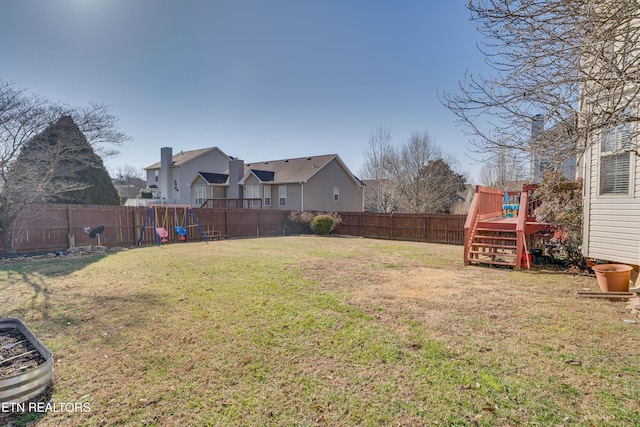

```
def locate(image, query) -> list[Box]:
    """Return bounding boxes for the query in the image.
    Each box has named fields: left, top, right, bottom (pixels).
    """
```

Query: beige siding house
left=141, top=147, right=364, bottom=211
left=240, top=154, right=365, bottom=212
left=144, top=147, right=230, bottom=205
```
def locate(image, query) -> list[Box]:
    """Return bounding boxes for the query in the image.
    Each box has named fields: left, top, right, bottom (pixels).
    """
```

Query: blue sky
left=0, top=0, right=488, bottom=181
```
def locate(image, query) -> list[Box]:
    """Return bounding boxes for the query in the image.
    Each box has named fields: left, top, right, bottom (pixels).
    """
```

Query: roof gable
left=238, top=154, right=363, bottom=187
left=145, top=147, right=229, bottom=170
left=242, top=154, right=336, bottom=183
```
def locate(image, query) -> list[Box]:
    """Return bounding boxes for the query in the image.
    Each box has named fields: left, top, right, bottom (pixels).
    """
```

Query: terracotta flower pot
left=591, top=264, right=633, bottom=292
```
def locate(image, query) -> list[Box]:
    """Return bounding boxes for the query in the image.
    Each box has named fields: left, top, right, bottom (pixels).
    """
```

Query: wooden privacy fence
left=0, top=204, right=466, bottom=254
left=333, top=212, right=466, bottom=245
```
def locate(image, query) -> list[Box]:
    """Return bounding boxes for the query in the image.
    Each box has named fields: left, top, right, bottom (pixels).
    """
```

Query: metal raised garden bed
left=0, top=318, right=54, bottom=404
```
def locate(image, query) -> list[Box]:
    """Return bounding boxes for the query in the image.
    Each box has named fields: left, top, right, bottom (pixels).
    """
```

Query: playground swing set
left=137, top=204, right=208, bottom=246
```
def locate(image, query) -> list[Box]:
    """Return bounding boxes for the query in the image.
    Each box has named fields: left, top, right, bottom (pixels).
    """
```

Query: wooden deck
left=464, top=186, right=552, bottom=270
left=480, top=215, right=551, bottom=234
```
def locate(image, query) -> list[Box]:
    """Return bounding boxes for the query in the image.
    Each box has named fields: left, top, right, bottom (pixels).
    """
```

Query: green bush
left=310, top=215, right=334, bottom=235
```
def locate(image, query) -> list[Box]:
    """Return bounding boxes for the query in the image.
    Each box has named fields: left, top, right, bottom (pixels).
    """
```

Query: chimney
left=228, top=158, right=244, bottom=199
left=160, top=147, right=173, bottom=200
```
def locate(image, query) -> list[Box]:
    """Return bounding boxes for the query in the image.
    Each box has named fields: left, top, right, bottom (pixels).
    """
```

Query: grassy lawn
left=1, top=236, right=639, bottom=426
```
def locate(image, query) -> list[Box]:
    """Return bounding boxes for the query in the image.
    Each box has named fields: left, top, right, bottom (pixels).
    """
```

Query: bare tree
left=113, top=164, right=147, bottom=204
left=441, top=1, right=640, bottom=165
left=360, top=127, right=466, bottom=213
left=0, top=80, right=128, bottom=252
left=477, top=147, right=529, bottom=191
left=392, top=131, right=442, bottom=213
left=359, top=126, right=398, bottom=212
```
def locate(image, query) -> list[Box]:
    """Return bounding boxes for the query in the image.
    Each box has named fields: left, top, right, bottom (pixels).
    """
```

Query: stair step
left=473, top=236, right=517, bottom=242
left=470, top=243, right=517, bottom=249
left=469, top=250, right=517, bottom=258
left=468, top=259, right=517, bottom=267
left=475, top=227, right=516, bottom=233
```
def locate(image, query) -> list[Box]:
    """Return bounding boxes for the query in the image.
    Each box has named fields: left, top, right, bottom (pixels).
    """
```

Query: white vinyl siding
left=584, top=131, right=640, bottom=264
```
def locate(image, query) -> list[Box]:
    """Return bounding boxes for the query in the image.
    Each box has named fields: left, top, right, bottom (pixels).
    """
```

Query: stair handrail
left=464, top=189, right=479, bottom=266
left=514, top=191, right=529, bottom=271
left=464, top=185, right=506, bottom=265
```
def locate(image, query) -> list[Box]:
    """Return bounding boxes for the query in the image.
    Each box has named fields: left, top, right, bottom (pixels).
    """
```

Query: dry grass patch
left=1, top=236, right=639, bottom=426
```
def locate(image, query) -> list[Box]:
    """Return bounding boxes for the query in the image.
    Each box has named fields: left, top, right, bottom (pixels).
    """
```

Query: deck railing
left=200, top=198, right=262, bottom=209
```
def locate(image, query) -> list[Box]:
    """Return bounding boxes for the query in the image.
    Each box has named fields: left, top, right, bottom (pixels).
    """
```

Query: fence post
left=424, top=215, right=428, bottom=243
left=66, top=205, right=74, bottom=249
left=224, top=210, right=228, bottom=237
left=390, top=213, right=394, bottom=241
left=133, top=208, right=140, bottom=246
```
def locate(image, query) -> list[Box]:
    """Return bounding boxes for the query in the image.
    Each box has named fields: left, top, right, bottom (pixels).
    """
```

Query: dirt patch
left=0, top=327, right=46, bottom=378
left=363, top=267, right=477, bottom=300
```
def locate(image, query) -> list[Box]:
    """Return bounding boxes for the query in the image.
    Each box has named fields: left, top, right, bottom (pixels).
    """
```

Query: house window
left=244, top=185, right=259, bottom=198
left=154, top=170, right=159, bottom=182
left=333, top=186, right=340, bottom=201
left=600, top=121, right=631, bottom=195
left=244, top=186, right=260, bottom=207
left=194, top=186, right=206, bottom=206
left=538, top=160, right=551, bottom=175
left=264, top=186, right=271, bottom=206
left=279, top=185, right=287, bottom=206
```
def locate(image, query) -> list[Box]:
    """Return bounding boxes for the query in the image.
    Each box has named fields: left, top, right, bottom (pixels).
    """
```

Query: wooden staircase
left=464, top=186, right=541, bottom=270
left=468, top=223, right=520, bottom=268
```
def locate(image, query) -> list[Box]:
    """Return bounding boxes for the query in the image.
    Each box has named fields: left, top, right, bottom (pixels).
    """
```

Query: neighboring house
left=143, top=147, right=230, bottom=205
left=140, top=147, right=365, bottom=212
left=530, top=114, right=577, bottom=183
left=452, top=184, right=474, bottom=215
left=238, top=154, right=365, bottom=212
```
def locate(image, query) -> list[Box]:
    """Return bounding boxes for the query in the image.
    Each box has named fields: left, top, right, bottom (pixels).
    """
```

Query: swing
left=155, top=206, right=169, bottom=243
left=174, top=226, right=186, bottom=240
left=173, top=206, right=187, bottom=241
left=136, top=204, right=209, bottom=247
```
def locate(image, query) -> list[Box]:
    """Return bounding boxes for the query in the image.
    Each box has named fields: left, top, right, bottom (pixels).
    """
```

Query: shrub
left=310, top=215, right=334, bottom=235
left=326, top=212, right=343, bottom=229
left=286, top=211, right=343, bottom=235
left=286, top=211, right=315, bottom=234
left=140, top=189, right=153, bottom=199
left=533, top=170, right=583, bottom=265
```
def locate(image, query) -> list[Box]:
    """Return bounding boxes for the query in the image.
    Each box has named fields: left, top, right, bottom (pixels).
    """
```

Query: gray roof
left=243, top=154, right=336, bottom=183
left=249, top=169, right=275, bottom=182
left=145, top=147, right=228, bottom=170
left=198, top=172, right=229, bottom=184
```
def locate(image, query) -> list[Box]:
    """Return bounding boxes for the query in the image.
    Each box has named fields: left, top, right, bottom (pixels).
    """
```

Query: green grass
left=1, top=236, right=639, bottom=426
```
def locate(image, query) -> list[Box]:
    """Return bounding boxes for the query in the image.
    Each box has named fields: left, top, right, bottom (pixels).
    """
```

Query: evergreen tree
left=13, top=116, right=121, bottom=205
